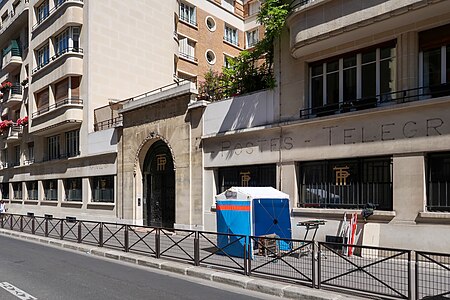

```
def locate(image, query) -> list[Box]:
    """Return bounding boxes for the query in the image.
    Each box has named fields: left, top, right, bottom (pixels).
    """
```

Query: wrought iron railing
left=0, top=213, right=449, bottom=299
left=32, top=0, right=84, bottom=31
left=300, top=84, right=450, bottom=119
left=94, top=116, right=123, bottom=131
left=32, top=98, right=83, bottom=118
left=32, top=48, right=83, bottom=74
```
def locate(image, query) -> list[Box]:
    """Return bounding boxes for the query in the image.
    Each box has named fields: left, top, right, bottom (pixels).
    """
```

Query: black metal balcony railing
left=179, top=15, right=197, bottom=27
left=94, top=116, right=123, bottom=131
left=299, top=83, right=450, bottom=119
left=32, top=0, right=84, bottom=31
left=179, top=52, right=198, bottom=62
left=32, top=48, right=83, bottom=74
left=43, top=151, right=81, bottom=162
left=32, top=98, right=83, bottom=118
left=10, top=84, right=22, bottom=96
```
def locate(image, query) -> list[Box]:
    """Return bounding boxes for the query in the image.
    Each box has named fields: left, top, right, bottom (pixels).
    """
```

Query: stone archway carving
left=133, top=131, right=177, bottom=176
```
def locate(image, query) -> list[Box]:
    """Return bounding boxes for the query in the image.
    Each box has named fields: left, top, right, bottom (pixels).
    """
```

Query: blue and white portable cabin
left=215, top=187, right=292, bottom=258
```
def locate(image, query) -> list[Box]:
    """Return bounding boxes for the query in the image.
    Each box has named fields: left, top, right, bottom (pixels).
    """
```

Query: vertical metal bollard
left=99, top=223, right=104, bottom=247
left=78, top=221, right=82, bottom=243
left=155, top=228, right=161, bottom=259
left=124, top=225, right=129, bottom=252
left=194, top=231, right=200, bottom=266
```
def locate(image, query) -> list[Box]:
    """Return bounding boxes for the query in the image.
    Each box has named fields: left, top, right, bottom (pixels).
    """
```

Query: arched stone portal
left=142, top=140, right=175, bottom=228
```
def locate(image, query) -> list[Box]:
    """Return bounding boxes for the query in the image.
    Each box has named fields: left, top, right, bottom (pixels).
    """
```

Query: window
left=55, top=0, right=65, bottom=8
left=1, top=149, right=8, bottom=168
left=246, top=29, right=258, bottom=48
left=218, top=164, right=276, bottom=193
left=420, top=24, right=450, bottom=96
left=205, top=16, right=216, bottom=32
left=36, top=88, right=49, bottom=110
left=222, top=0, right=235, bottom=13
left=47, top=135, right=60, bottom=160
left=36, top=44, right=49, bottom=68
left=310, top=43, right=396, bottom=110
left=55, top=78, right=68, bottom=102
left=91, top=176, right=114, bottom=203
left=224, top=54, right=233, bottom=68
left=298, top=157, right=392, bottom=210
left=71, top=76, right=80, bottom=98
left=65, top=130, right=79, bottom=158
left=224, top=25, right=238, bottom=46
left=179, top=36, right=196, bottom=62
left=27, top=143, right=34, bottom=164
left=65, top=178, right=82, bottom=201
left=248, top=1, right=261, bottom=16
left=12, top=182, right=22, bottom=199
left=1, top=183, right=9, bottom=200
left=205, top=50, right=216, bottom=65
left=13, top=145, right=20, bottom=166
left=427, top=152, right=450, bottom=212
left=26, top=181, right=38, bottom=200
left=55, top=27, right=81, bottom=56
left=36, top=0, right=49, bottom=24
left=179, top=2, right=196, bottom=26
left=43, top=179, right=57, bottom=201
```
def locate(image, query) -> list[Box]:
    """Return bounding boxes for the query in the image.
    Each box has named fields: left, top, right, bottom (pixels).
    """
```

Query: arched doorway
left=143, top=140, right=175, bottom=228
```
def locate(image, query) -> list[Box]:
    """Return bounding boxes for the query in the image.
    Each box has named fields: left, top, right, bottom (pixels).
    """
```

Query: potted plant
left=0, top=81, right=13, bottom=93
left=17, top=116, right=28, bottom=126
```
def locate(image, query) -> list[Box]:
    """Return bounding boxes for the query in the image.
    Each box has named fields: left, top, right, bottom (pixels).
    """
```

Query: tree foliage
left=198, top=0, right=290, bottom=101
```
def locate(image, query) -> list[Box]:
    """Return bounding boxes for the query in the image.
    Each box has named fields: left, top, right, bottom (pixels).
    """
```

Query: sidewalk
left=0, top=228, right=365, bottom=300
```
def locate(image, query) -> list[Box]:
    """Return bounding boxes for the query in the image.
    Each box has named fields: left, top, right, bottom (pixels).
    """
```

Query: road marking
left=0, top=282, right=37, bottom=300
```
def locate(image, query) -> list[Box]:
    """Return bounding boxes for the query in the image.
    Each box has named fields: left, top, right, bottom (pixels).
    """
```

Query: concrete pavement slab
left=212, top=272, right=253, bottom=288
left=160, top=261, right=194, bottom=275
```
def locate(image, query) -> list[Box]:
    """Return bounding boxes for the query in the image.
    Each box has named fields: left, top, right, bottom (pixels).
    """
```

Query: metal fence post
left=99, top=223, right=103, bottom=247
left=60, top=219, right=64, bottom=240
left=312, top=242, right=316, bottom=288
left=1, top=215, right=3, bottom=228
left=247, top=240, right=252, bottom=276
left=408, top=250, right=412, bottom=300
left=10, top=214, right=13, bottom=230
left=78, top=221, right=82, bottom=243
left=194, top=231, right=200, bottom=266
left=155, top=228, right=160, bottom=259
left=20, top=216, right=23, bottom=232
left=317, top=243, right=322, bottom=289
left=415, top=252, right=419, bottom=300
left=124, top=225, right=129, bottom=252
left=31, top=217, right=35, bottom=234
left=45, top=218, right=48, bottom=237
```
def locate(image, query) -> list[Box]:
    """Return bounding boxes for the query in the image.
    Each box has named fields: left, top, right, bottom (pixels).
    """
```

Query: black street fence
left=1, top=213, right=449, bottom=300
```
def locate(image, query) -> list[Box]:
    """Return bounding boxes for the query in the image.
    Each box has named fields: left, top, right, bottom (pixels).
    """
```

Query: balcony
left=179, top=52, right=198, bottom=63
left=0, top=0, right=29, bottom=44
left=32, top=0, right=84, bottom=32
left=6, top=124, right=23, bottom=143
left=32, top=47, right=83, bottom=75
left=30, top=98, right=83, bottom=135
left=2, top=42, right=22, bottom=72
left=2, top=83, right=23, bottom=108
left=299, top=83, right=450, bottom=119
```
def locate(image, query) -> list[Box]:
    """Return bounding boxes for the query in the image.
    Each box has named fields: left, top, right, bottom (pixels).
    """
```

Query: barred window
left=218, top=164, right=276, bottom=193
left=298, top=157, right=392, bottom=210
left=1, top=183, right=9, bottom=200
left=427, top=152, right=450, bottom=212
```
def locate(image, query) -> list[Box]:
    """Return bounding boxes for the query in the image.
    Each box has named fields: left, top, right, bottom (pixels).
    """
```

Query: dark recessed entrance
left=143, top=140, right=175, bottom=228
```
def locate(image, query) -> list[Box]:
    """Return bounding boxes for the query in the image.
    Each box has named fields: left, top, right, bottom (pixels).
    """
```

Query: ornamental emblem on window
left=156, top=154, right=167, bottom=171
left=333, top=166, right=350, bottom=186
left=240, top=171, right=251, bottom=187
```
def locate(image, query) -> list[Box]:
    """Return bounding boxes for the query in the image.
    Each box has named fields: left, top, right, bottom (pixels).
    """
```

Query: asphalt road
left=0, top=235, right=278, bottom=300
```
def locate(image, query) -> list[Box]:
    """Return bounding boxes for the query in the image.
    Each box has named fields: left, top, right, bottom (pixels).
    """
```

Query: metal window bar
left=318, top=242, right=411, bottom=299
left=416, top=251, right=450, bottom=300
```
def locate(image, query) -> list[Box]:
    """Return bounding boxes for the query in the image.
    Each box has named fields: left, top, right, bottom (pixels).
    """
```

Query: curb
left=0, top=229, right=362, bottom=300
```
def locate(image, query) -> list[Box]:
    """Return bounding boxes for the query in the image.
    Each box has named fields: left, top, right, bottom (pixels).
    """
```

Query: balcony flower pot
left=17, top=116, right=28, bottom=126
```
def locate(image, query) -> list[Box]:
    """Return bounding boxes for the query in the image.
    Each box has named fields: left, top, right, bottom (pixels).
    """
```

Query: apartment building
left=201, top=0, right=450, bottom=252
left=0, top=0, right=262, bottom=226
